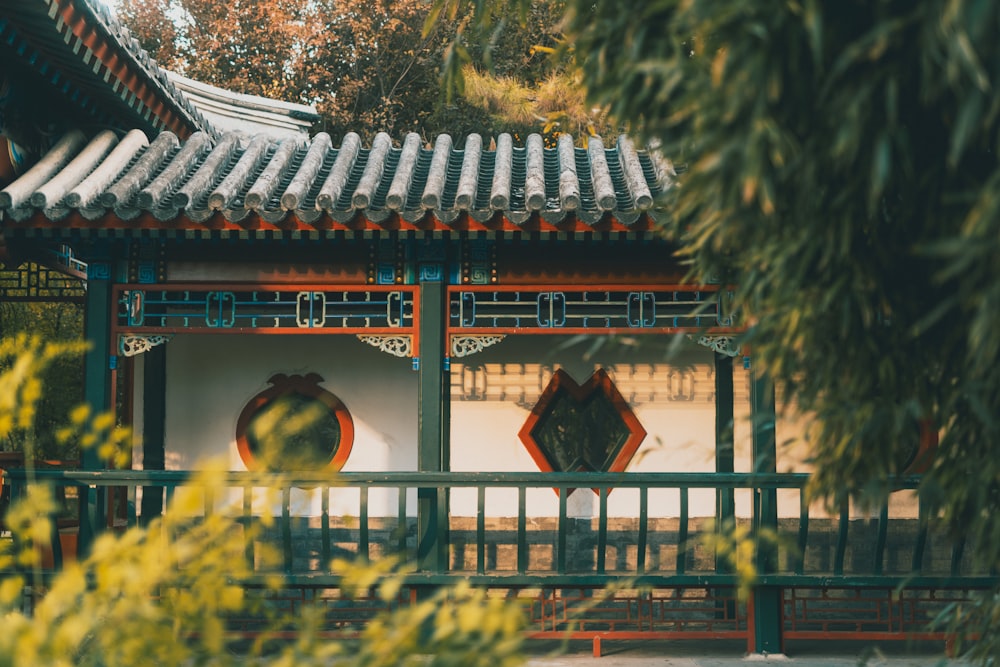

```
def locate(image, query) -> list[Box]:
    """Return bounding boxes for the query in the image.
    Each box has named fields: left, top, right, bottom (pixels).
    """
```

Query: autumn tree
left=118, top=0, right=310, bottom=102
left=116, top=0, right=566, bottom=142
left=114, top=0, right=179, bottom=71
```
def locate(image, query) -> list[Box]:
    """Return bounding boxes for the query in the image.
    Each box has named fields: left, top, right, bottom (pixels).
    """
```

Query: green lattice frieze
left=0, top=262, right=85, bottom=301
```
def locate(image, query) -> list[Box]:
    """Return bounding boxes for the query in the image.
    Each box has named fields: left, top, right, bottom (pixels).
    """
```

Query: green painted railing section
left=1, top=470, right=994, bottom=588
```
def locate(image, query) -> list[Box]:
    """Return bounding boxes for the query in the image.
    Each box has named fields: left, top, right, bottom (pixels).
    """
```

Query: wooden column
left=78, top=261, right=114, bottom=554
left=714, top=353, right=737, bottom=623
left=139, top=344, right=166, bottom=525
left=715, top=353, right=735, bottom=527
left=417, top=280, right=449, bottom=571
left=750, top=363, right=781, bottom=654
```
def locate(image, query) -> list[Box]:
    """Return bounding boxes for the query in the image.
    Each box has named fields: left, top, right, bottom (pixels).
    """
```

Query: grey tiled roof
left=166, top=71, right=319, bottom=138
left=0, top=0, right=214, bottom=138
left=0, top=130, right=673, bottom=232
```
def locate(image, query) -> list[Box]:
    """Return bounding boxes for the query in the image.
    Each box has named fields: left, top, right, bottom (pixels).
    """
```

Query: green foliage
left=0, top=302, right=84, bottom=460
left=936, top=588, right=1000, bottom=664
left=560, top=0, right=1000, bottom=566
left=436, top=0, right=1000, bottom=657
left=0, top=333, right=87, bottom=458
left=0, top=342, right=529, bottom=666
left=699, top=519, right=775, bottom=602
left=461, top=65, right=616, bottom=143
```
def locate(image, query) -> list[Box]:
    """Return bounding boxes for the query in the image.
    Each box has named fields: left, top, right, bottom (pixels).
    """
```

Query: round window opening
left=236, top=373, right=353, bottom=473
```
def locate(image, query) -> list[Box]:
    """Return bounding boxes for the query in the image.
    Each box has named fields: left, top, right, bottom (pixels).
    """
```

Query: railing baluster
left=242, top=485, right=253, bottom=567
left=796, top=488, right=809, bottom=574
left=912, top=496, right=928, bottom=574
left=477, top=486, right=486, bottom=575
left=127, top=483, right=138, bottom=527
left=677, top=487, right=688, bottom=574
left=517, top=486, right=527, bottom=574
left=49, top=506, right=64, bottom=570
left=282, top=487, right=292, bottom=574
left=321, top=485, right=331, bottom=566
left=834, top=502, right=849, bottom=576
left=597, top=487, right=608, bottom=574
left=436, top=486, right=448, bottom=574
left=359, top=486, right=369, bottom=562
left=874, top=502, right=888, bottom=575
left=951, top=537, right=966, bottom=576
left=637, top=486, right=648, bottom=574
left=557, top=488, right=568, bottom=575
left=397, top=485, right=408, bottom=556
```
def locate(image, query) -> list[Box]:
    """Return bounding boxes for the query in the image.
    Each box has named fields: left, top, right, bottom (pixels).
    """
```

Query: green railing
left=1, top=469, right=991, bottom=588
left=6, top=468, right=998, bottom=652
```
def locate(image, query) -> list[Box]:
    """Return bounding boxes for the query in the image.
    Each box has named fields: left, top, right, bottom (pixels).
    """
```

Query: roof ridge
left=0, top=129, right=670, bottom=235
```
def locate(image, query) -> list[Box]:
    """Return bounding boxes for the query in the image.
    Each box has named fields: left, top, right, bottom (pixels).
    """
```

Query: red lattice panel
left=521, top=586, right=747, bottom=639
left=782, top=586, right=973, bottom=641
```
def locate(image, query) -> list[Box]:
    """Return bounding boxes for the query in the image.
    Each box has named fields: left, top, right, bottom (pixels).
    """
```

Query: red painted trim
left=783, top=631, right=954, bottom=641
left=450, top=283, right=722, bottom=293
left=115, top=326, right=412, bottom=336
left=450, top=326, right=740, bottom=334
left=8, top=210, right=657, bottom=234
left=55, top=0, right=195, bottom=137
left=445, top=284, right=741, bottom=347
left=109, top=284, right=421, bottom=357
left=528, top=630, right=749, bottom=640
left=905, top=419, right=938, bottom=475
left=115, top=282, right=415, bottom=292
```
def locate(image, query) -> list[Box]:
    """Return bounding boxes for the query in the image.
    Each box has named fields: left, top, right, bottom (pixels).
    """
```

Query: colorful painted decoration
left=235, top=373, right=353, bottom=473
left=518, top=368, right=646, bottom=494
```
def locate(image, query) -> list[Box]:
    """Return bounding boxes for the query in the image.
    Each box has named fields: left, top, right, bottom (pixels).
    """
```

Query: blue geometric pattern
left=419, top=263, right=443, bottom=283
left=137, top=261, right=156, bottom=284
left=465, top=238, right=493, bottom=285
left=377, top=263, right=397, bottom=285
left=88, top=262, right=111, bottom=280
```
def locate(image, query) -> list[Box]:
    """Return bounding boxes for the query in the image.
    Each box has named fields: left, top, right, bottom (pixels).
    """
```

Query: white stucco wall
left=449, top=335, right=722, bottom=519
left=143, top=334, right=416, bottom=516
left=132, top=331, right=913, bottom=521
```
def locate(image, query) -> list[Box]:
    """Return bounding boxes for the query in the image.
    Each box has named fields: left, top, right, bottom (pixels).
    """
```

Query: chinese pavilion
left=0, top=0, right=991, bottom=657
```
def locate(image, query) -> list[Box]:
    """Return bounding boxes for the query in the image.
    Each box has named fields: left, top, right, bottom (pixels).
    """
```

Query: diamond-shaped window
left=518, top=369, right=646, bottom=493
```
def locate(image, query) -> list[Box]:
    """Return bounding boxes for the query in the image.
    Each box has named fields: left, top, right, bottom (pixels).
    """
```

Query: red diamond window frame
left=518, top=368, right=647, bottom=495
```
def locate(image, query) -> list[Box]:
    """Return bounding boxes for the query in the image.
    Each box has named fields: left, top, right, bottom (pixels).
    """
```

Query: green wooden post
left=139, top=344, right=166, bottom=525
left=715, top=353, right=735, bottom=536
left=750, top=361, right=782, bottom=654
left=714, top=353, right=736, bottom=621
left=417, top=280, right=449, bottom=571
left=78, top=261, right=114, bottom=555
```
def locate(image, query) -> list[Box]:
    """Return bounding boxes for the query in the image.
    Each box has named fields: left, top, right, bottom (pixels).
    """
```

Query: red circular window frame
left=235, top=373, right=354, bottom=472
left=902, top=418, right=938, bottom=475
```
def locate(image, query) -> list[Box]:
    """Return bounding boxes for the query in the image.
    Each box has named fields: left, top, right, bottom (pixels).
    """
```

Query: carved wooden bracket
left=356, top=334, right=412, bottom=358
left=118, top=334, right=172, bottom=357
left=450, top=335, right=506, bottom=358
